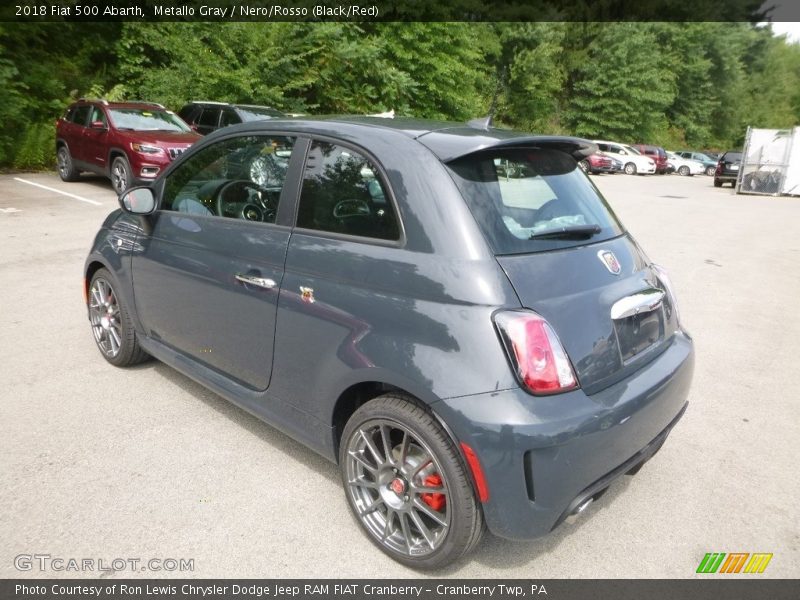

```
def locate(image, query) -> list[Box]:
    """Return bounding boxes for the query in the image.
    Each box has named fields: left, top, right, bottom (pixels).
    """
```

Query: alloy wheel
left=344, top=418, right=450, bottom=558
left=112, top=159, right=129, bottom=194
left=88, top=277, right=122, bottom=358
left=57, top=148, right=70, bottom=178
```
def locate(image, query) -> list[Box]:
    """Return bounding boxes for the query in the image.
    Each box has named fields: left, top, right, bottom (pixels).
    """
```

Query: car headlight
left=130, top=143, right=163, bottom=155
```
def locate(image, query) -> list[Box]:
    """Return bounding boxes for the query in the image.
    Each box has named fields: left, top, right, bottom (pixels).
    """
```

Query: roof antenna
left=467, top=115, right=493, bottom=131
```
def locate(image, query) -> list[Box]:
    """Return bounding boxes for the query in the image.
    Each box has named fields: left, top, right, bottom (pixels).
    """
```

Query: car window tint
left=162, top=135, right=295, bottom=224
left=447, top=148, right=623, bottom=254
left=296, top=141, right=399, bottom=241
left=220, top=109, right=240, bottom=127
left=198, top=108, right=220, bottom=128
left=71, top=106, right=91, bottom=126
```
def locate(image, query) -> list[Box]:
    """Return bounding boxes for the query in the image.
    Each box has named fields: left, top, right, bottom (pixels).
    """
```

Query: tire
left=88, top=268, right=149, bottom=367
left=578, top=160, right=589, bottom=173
left=110, top=156, right=132, bottom=195
left=340, top=394, right=484, bottom=569
left=624, top=162, right=637, bottom=175
left=705, top=166, right=716, bottom=177
left=56, top=145, right=80, bottom=182
left=713, top=179, right=722, bottom=188
left=678, top=165, right=690, bottom=176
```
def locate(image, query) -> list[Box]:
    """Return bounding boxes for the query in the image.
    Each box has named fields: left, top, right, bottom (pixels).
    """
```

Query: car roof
left=73, top=100, right=168, bottom=110
left=227, top=115, right=597, bottom=161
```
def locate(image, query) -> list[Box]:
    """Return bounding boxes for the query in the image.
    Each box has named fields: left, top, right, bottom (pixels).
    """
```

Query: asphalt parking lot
left=1, top=171, right=798, bottom=579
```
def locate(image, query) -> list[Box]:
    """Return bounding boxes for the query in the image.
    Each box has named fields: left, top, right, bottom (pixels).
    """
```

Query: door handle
left=610, top=288, right=665, bottom=320
left=235, top=274, right=276, bottom=289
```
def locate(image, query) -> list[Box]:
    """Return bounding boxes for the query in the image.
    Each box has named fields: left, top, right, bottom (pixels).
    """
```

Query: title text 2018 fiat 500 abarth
left=84, top=117, right=694, bottom=569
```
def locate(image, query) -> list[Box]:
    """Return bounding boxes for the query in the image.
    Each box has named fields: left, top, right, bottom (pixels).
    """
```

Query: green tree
left=566, top=23, right=677, bottom=142
left=491, top=23, right=567, bottom=132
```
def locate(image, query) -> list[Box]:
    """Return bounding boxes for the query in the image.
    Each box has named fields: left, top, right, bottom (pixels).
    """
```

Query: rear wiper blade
left=529, top=224, right=601, bottom=240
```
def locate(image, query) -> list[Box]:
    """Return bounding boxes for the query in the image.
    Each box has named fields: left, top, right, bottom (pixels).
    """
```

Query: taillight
left=493, top=310, right=578, bottom=395
left=651, top=263, right=682, bottom=326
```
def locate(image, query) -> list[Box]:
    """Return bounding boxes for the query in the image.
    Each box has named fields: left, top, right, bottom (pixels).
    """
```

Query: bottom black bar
left=1, top=579, right=798, bottom=600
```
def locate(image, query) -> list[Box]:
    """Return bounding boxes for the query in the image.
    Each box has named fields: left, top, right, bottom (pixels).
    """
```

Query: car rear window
left=723, top=152, right=742, bottom=161
left=446, top=148, right=624, bottom=254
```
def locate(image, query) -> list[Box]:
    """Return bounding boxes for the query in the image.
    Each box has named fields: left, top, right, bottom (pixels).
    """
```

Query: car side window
left=198, top=108, right=220, bottom=129
left=296, top=141, right=399, bottom=241
left=162, top=135, right=295, bottom=224
left=89, top=106, right=107, bottom=127
left=71, top=106, right=91, bottom=127
left=220, top=109, right=240, bottom=127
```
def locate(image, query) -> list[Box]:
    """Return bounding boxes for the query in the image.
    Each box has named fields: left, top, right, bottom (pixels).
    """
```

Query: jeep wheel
left=111, top=156, right=132, bottom=195
left=57, top=146, right=80, bottom=182
left=340, top=394, right=484, bottom=569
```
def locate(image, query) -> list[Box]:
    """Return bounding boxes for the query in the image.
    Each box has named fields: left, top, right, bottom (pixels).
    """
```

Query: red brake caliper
left=420, top=474, right=445, bottom=511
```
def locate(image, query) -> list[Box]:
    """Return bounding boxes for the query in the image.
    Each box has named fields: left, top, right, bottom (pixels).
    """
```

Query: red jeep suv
left=56, top=99, right=201, bottom=194
left=631, top=144, right=669, bottom=174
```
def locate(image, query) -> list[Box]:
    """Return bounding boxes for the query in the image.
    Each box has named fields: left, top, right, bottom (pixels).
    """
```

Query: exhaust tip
left=565, top=498, right=594, bottom=524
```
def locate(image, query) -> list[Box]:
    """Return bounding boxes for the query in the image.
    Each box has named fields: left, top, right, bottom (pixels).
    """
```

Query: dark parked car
left=631, top=144, right=669, bottom=174
left=675, top=151, right=718, bottom=176
left=84, top=117, right=694, bottom=569
left=178, top=101, right=285, bottom=135
left=714, top=150, right=742, bottom=187
left=56, top=99, right=201, bottom=194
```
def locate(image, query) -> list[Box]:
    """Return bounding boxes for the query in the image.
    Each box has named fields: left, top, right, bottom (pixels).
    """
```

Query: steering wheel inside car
left=215, top=180, right=279, bottom=222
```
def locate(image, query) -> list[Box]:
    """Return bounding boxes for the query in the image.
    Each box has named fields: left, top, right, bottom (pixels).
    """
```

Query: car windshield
left=446, top=148, right=624, bottom=254
left=623, top=145, right=641, bottom=155
left=109, top=108, right=191, bottom=132
left=236, top=106, right=285, bottom=121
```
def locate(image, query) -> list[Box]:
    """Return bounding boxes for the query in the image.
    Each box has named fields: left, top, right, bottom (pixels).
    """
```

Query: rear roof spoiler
left=416, top=129, right=597, bottom=162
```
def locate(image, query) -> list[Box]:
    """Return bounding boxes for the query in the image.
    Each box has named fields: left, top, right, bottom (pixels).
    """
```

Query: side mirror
left=90, top=120, right=107, bottom=130
left=119, top=187, right=156, bottom=215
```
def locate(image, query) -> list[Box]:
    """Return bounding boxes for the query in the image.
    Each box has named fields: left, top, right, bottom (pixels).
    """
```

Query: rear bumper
left=433, top=331, right=694, bottom=540
left=715, top=171, right=739, bottom=182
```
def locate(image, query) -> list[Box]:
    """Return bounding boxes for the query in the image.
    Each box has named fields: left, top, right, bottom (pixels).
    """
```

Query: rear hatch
left=446, top=147, right=680, bottom=394
left=720, top=151, right=742, bottom=176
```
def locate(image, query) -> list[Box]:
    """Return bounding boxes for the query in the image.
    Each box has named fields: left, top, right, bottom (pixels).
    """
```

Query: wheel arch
left=331, top=378, right=451, bottom=464
left=84, top=260, right=109, bottom=305
left=107, top=147, right=129, bottom=173
left=328, top=376, right=487, bottom=503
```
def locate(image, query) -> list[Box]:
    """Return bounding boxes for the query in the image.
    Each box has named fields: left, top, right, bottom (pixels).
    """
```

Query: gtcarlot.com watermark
left=14, top=554, right=194, bottom=573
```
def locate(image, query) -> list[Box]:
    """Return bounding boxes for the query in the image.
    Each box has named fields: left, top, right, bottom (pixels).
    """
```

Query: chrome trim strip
left=610, top=288, right=665, bottom=320
left=235, top=274, right=276, bottom=289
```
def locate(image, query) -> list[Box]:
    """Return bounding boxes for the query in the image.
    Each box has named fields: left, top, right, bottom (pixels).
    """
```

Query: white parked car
left=593, top=140, right=656, bottom=175
left=666, top=151, right=705, bottom=176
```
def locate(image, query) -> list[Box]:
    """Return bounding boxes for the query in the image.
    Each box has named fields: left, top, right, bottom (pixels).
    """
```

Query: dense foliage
left=2, top=21, right=800, bottom=169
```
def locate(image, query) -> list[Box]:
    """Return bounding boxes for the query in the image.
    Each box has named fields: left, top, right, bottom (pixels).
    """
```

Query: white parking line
left=13, top=177, right=105, bottom=206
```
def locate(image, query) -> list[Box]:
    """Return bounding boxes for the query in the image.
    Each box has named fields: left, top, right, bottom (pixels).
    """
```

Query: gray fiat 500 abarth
left=84, top=117, right=694, bottom=569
